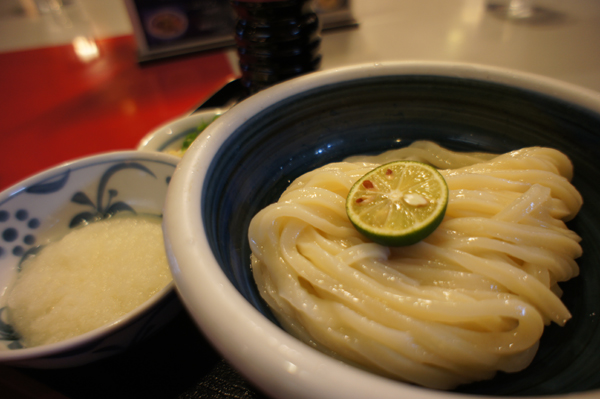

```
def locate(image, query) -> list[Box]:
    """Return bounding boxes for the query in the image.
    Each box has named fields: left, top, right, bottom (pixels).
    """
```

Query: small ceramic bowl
left=163, top=62, right=600, bottom=399
left=0, top=151, right=181, bottom=368
left=137, top=109, right=223, bottom=156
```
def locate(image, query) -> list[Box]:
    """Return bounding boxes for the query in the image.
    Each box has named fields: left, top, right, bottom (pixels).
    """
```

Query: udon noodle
left=248, top=141, right=582, bottom=389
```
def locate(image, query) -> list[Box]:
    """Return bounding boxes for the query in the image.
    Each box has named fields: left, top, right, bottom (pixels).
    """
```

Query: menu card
left=124, top=0, right=356, bottom=63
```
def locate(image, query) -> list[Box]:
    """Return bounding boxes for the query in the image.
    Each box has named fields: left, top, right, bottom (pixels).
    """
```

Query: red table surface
left=0, top=35, right=237, bottom=191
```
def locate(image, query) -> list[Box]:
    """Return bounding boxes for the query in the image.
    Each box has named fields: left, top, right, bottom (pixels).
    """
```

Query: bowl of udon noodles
left=163, top=61, right=600, bottom=399
left=0, top=151, right=181, bottom=368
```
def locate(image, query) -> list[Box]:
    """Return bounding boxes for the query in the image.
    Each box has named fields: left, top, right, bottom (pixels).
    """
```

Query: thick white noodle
left=248, top=141, right=583, bottom=389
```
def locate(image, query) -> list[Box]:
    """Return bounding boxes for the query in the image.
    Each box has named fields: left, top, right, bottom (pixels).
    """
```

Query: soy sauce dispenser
left=230, top=0, right=322, bottom=94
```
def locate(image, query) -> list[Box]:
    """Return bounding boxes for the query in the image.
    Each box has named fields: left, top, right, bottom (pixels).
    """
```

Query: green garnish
left=181, top=116, right=219, bottom=152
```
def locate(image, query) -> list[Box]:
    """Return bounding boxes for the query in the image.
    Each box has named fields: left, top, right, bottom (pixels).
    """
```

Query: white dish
left=137, top=109, right=223, bottom=156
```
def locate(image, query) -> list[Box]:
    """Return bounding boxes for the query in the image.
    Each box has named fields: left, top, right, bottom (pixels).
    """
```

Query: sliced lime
left=346, top=160, right=448, bottom=246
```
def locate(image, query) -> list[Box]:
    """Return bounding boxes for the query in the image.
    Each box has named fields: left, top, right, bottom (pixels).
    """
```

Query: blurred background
left=1, top=0, right=599, bottom=191
left=0, top=1, right=599, bottom=397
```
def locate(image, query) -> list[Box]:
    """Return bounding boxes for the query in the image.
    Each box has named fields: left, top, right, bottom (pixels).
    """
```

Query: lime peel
left=346, top=160, right=448, bottom=247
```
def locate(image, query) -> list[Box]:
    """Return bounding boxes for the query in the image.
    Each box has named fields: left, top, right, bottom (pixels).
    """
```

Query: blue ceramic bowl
left=163, top=62, right=600, bottom=399
left=0, top=151, right=181, bottom=368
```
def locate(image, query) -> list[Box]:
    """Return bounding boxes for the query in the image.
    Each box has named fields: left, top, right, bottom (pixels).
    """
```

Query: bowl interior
left=0, top=151, right=178, bottom=362
left=203, top=75, right=600, bottom=396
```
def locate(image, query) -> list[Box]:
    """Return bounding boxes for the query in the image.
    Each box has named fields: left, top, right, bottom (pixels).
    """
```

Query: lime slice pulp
left=346, top=160, right=448, bottom=246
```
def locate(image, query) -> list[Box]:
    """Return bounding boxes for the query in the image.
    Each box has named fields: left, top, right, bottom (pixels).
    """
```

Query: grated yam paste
left=6, top=215, right=172, bottom=347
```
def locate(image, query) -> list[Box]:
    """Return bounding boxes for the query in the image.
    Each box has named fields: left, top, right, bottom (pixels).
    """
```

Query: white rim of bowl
left=0, top=150, right=180, bottom=363
left=163, top=61, right=600, bottom=399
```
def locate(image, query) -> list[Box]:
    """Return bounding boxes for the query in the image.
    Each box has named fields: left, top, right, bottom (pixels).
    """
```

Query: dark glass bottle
left=231, top=0, right=322, bottom=94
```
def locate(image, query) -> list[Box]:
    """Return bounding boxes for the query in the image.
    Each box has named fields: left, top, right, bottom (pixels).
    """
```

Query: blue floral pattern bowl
left=164, top=62, right=600, bottom=399
left=0, top=151, right=180, bottom=368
